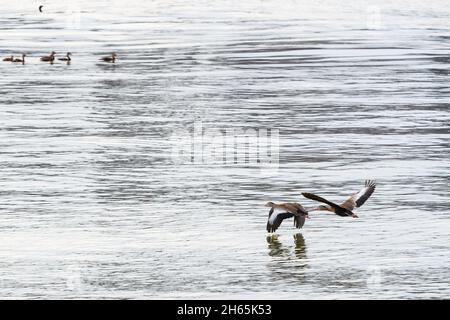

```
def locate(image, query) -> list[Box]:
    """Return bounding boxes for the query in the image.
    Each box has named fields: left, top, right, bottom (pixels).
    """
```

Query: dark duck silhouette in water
left=13, top=54, right=26, bottom=64
left=3, top=55, right=14, bottom=62
left=58, top=52, right=72, bottom=62
left=100, top=53, right=117, bottom=63
left=40, top=51, right=56, bottom=62
left=302, top=180, right=376, bottom=218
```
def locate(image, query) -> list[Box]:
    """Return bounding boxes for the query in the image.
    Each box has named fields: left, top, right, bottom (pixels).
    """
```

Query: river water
left=0, top=0, right=449, bottom=299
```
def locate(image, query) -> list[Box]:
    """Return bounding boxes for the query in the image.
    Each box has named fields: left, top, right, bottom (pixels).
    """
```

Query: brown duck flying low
left=302, top=180, right=376, bottom=218
left=265, top=202, right=314, bottom=233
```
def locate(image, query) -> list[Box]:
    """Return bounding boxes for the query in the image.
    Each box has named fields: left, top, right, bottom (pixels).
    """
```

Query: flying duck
left=13, top=54, right=26, bottom=64
left=302, top=180, right=376, bottom=218
left=3, top=55, right=14, bottom=62
left=265, top=202, right=312, bottom=233
left=100, top=53, right=117, bottom=63
left=58, top=52, right=72, bottom=62
left=40, top=51, right=56, bottom=62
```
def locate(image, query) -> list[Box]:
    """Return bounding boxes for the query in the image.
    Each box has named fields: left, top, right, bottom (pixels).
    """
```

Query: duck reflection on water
left=293, top=233, right=307, bottom=260
left=266, top=233, right=307, bottom=261
left=266, top=233, right=309, bottom=282
left=266, top=234, right=290, bottom=257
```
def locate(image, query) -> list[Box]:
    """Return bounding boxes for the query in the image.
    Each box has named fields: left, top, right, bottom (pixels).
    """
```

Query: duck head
left=264, top=201, right=275, bottom=208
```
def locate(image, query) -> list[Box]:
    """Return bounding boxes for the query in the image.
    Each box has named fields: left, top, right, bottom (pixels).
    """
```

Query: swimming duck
left=302, top=180, right=376, bottom=218
left=100, top=53, right=117, bottom=63
left=3, top=55, right=14, bottom=62
left=58, top=52, right=72, bottom=62
left=40, top=51, right=56, bottom=62
left=12, top=54, right=26, bottom=64
left=265, top=202, right=313, bottom=233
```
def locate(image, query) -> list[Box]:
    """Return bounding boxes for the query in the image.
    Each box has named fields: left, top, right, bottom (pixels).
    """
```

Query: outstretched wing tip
left=365, top=180, right=377, bottom=188
left=353, top=180, right=376, bottom=208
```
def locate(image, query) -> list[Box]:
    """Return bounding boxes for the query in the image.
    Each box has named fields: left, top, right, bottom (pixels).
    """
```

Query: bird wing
left=293, top=215, right=306, bottom=229
left=340, top=180, right=376, bottom=211
left=266, top=208, right=274, bottom=232
left=301, top=192, right=342, bottom=211
left=283, top=203, right=308, bottom=215
left=267, top=211, right=294, bottom=233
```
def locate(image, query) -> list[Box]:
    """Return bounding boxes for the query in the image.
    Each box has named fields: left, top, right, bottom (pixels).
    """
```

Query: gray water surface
left=0, top=0, right=449, bottom=299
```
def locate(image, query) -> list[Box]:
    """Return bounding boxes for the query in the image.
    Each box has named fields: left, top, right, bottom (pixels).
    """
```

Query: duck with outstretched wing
left=301, top=180, right=376, bottom=218
left=265, top=202, right=316, bottom=233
